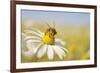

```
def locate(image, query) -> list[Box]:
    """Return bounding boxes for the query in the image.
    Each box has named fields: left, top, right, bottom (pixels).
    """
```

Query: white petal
left=25, top=30, right=43, bottom=37
left=55, top=38, right=65, bottom=46
left=47, top=45, right=54, bottom=60
left=32, top=43, right=43, bottom=54
left=32, top=28, right=44, bottom=35
left=22, top=48, right=34, bottom=57
left=21, top=33, right=28, bottom=51
left=24, top=36, right=41, bottom=41
left=53, top=45, right=65, bottom=60
left=26, top=39, right=41, bottom=50
left=26, top=42, right=38, bottom=50
left=24, top=43, right=43, bottom=55
left=60, top=46, right=69, bottom=53
left=37, top=45, right=47, bottom=58
left=22, top=33, right=27, bottom=37
left=26, top=40, right=41, bottom=44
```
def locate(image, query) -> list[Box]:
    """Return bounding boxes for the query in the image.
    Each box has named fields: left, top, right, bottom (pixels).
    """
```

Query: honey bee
left=42, top=23, right=57, bottom=45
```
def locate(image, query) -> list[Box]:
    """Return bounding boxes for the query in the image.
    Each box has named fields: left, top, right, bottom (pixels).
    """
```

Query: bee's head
left=45, top=28, right=57, bottom=36
left=49, top=28, right=57, bottom=35
left=44, top=22, right=57, bottom=37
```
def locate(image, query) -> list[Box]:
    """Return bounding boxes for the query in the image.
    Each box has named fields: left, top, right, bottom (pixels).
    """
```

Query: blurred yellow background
left=21, top=21, right=90, bottom=63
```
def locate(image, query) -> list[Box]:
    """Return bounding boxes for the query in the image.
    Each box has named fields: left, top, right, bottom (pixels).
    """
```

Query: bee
left=42, top=23, right=57, bottom=45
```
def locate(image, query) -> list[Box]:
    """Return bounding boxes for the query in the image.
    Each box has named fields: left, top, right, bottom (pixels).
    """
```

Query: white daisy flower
left=22, top=28, right=68, bottom=60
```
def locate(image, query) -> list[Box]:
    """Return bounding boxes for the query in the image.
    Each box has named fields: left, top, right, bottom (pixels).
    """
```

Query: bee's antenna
left=45, top=22, right=51, bottom=28
left=52, top=21, right=55, bottom=28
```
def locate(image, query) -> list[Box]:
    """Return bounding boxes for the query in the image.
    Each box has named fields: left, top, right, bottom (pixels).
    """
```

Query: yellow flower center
left=42, top=31, right=55, bottom=45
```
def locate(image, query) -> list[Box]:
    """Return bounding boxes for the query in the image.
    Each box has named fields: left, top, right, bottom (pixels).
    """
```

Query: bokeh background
left=21, top=10, right=90, bottom=63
